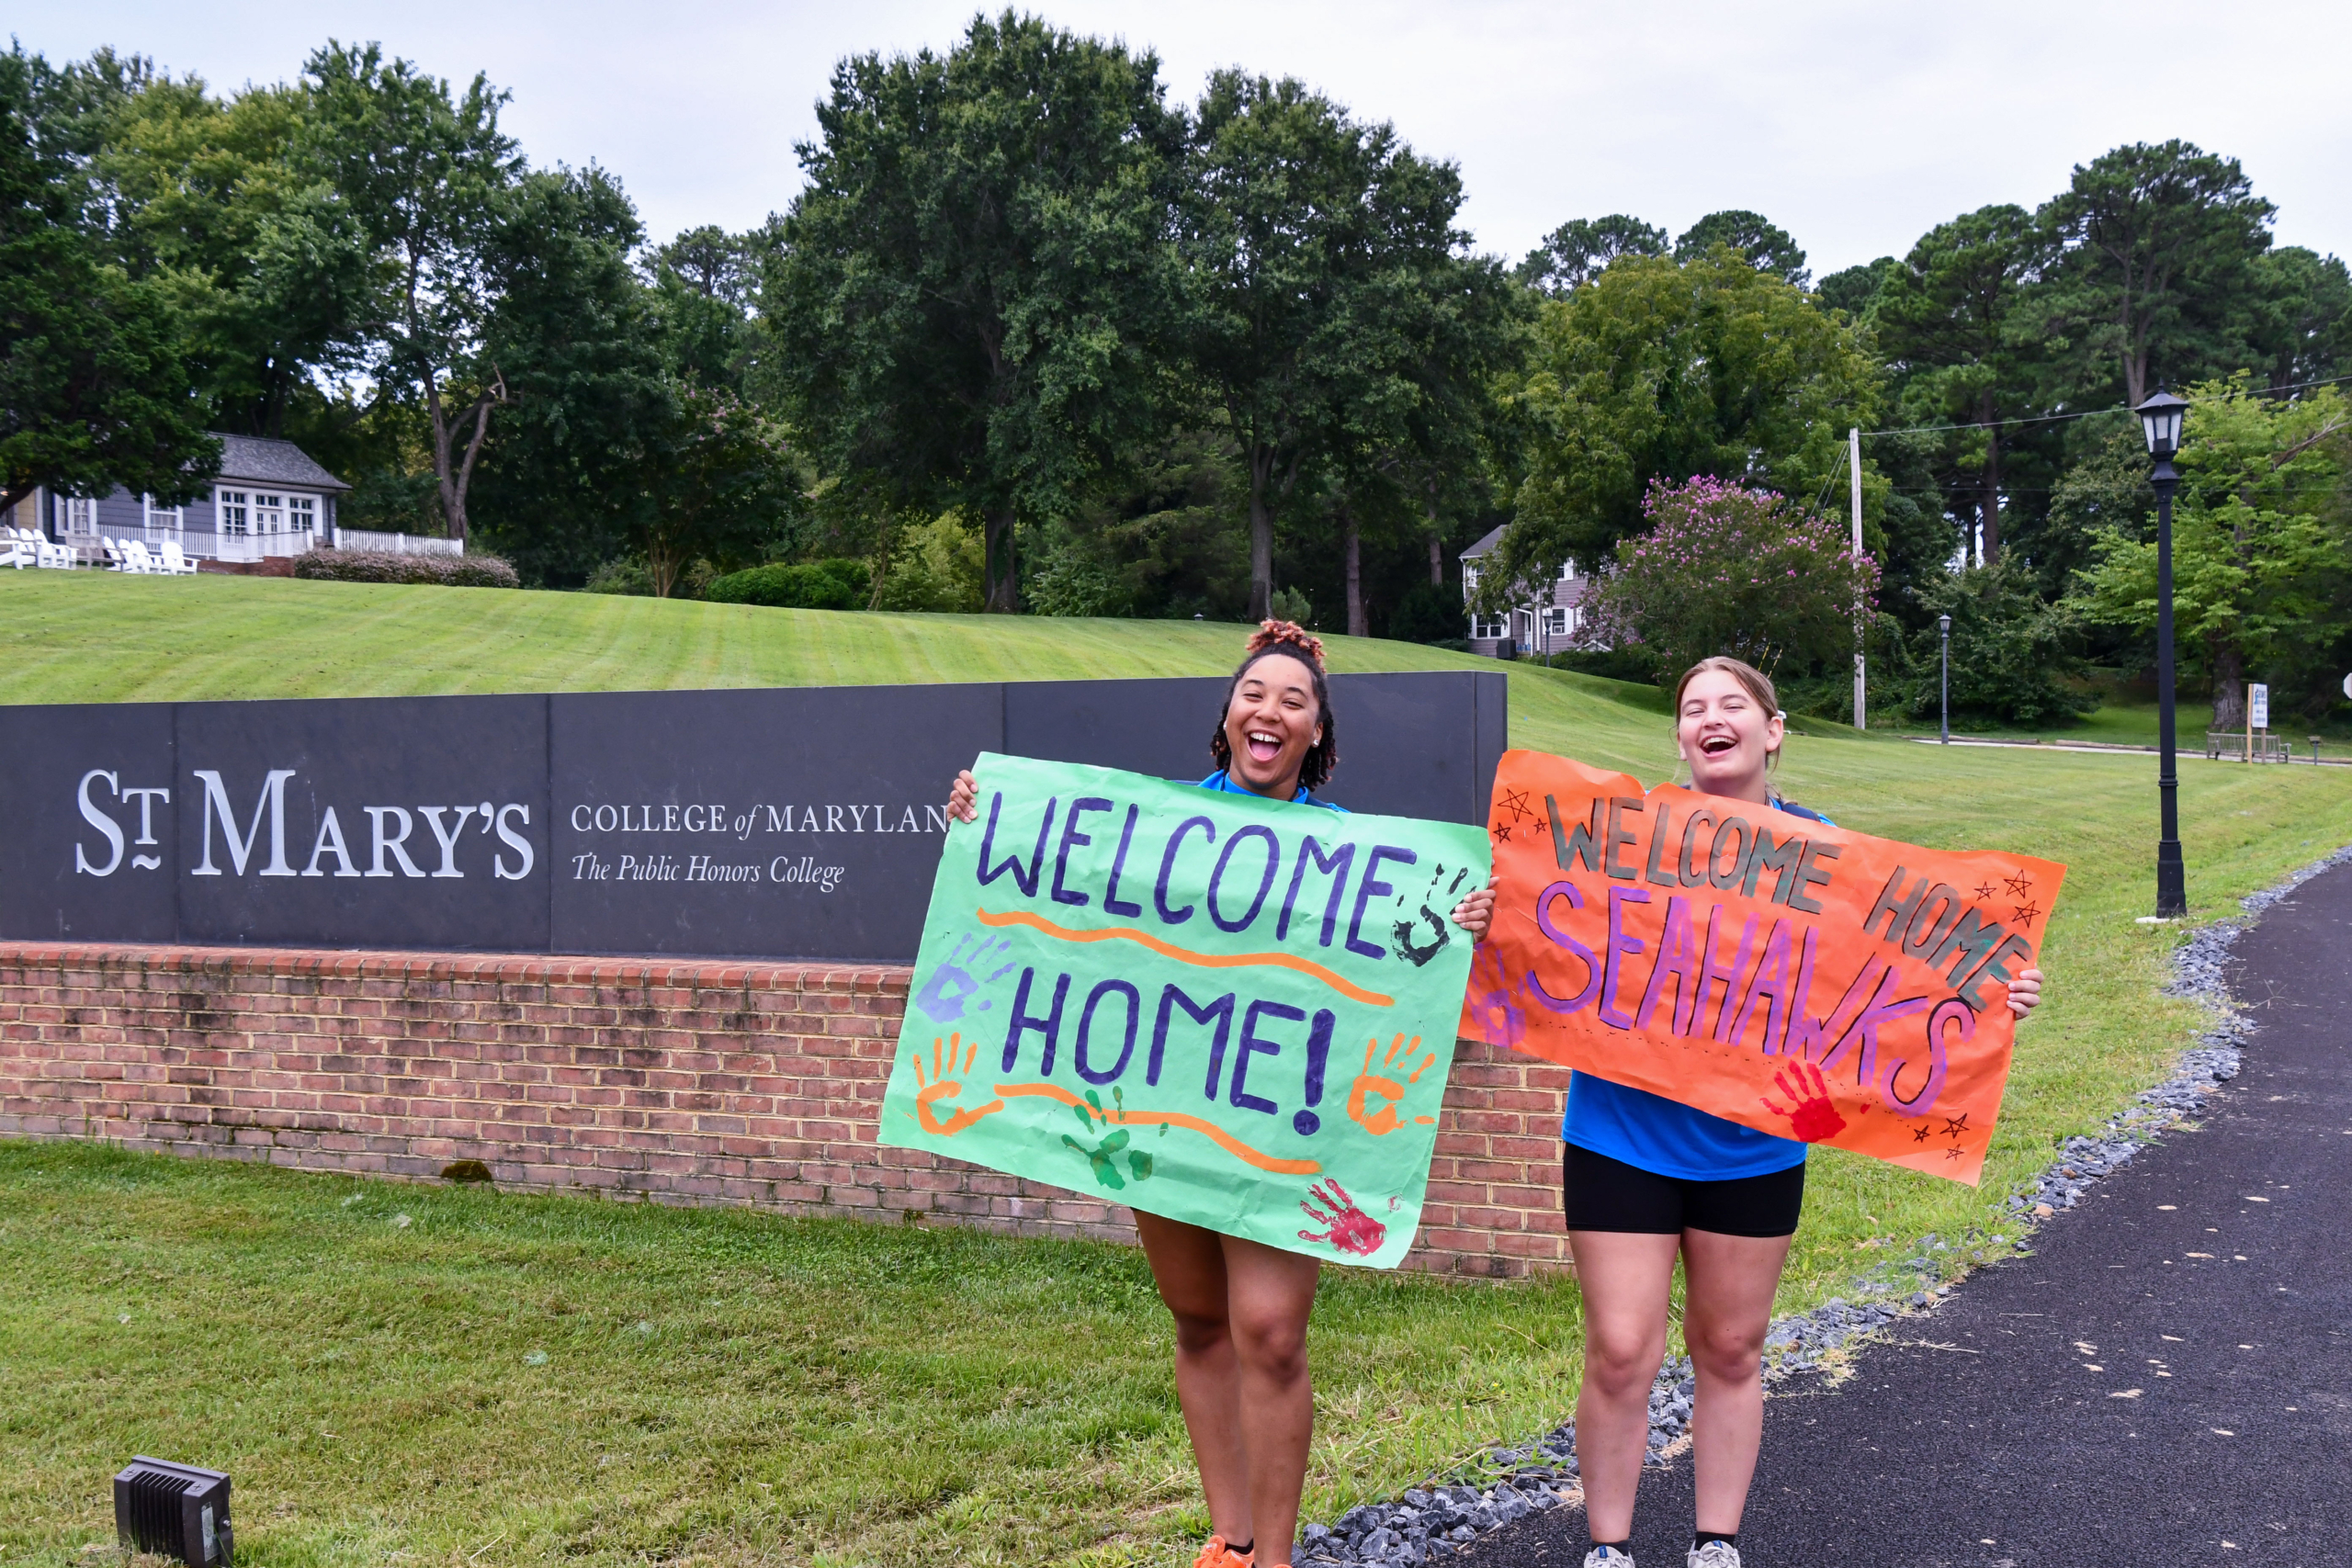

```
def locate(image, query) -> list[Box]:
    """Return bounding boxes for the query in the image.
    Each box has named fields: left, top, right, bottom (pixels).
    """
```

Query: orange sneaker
left=1190, top=1535, right=1255, bottom=1568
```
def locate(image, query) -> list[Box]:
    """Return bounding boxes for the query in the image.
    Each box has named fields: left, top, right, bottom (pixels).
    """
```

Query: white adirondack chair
left=124, top=540, right=161, bottom=574
left=100, top=536, right=131, bottom=571
left=2, top=532, right=29, bottom=570
left=158, top=538, right=199, bottom=574
left=38, top=536, right=75, bottom=569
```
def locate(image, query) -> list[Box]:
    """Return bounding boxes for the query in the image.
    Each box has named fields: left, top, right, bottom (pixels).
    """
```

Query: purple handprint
left=913, top=932, right=1016, bottom=1024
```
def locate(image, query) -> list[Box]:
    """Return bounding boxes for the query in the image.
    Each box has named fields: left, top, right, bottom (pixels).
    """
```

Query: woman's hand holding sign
left=2008, top=965, right=2043, bottom=1017
left=1449, top=878, right=1497, bottom=941
left=947, top=767, right=978, bottom=825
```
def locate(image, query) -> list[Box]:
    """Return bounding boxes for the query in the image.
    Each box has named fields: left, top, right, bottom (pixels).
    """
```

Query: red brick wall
left=0, top=942, right=1571, bottom=1278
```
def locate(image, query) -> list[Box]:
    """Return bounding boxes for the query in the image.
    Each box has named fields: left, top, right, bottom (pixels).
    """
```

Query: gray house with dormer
left=1459, top=525, right=1600, bottom=658
left=8, top=434, right=351, bottom=564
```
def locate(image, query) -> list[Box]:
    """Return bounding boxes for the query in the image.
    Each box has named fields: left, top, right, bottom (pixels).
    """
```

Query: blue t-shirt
left=1193, top=769, right=1346, bottom=814
left=1562, top=798, right=1829, bottom=1181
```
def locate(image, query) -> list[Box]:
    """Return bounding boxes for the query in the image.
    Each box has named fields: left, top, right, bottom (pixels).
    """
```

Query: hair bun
left=1246, top=619, right=1326, bottom=671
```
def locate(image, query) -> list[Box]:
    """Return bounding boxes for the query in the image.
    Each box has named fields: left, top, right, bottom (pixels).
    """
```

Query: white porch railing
left=335, top=528, right=463, bottom=556
left=213, top=526, right=320, bottom=562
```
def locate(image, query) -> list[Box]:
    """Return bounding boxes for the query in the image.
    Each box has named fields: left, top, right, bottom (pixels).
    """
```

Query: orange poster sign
left=1457, top=751, right=2065, bottom=1184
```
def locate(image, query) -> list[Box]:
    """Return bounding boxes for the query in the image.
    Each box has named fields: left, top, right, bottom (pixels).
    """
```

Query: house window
left=1544, top=607, right=1570, bottom=637
left=1462, top=564, right=1481, bottom=595
left=288, top=495, right=317, bottom=535
left=1557, top=559, right=1577, bottom=581
left=63, top=498, right=99, bottom=534
left=253, top=493, right=286, bottom=535
left=218, top=490, right=249, bottom=535
left=1471, top=615, right=1509, bottom=641
left=143, top=495, right=183, bottom=530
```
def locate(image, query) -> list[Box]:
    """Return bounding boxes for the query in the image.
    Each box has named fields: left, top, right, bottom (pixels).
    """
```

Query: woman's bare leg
left=1136, top=1211, right=1252, bottom=1546
left=1678, top=1228, right=1792, bottom=1536
left=1219, top=1235, right=1321, bottom=1564
left=1566, top=1231, right=1682, bottom=1542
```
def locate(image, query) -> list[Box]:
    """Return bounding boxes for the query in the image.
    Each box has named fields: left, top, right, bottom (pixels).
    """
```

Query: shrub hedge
left=292, top=548, right=520, bottom=589
left=704, top=558, right=870, bottom=611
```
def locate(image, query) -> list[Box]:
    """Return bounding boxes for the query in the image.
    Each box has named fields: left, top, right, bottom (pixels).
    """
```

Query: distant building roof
left=211, top=434, right=351, bottom=492
left=1460, top=525, right=1508, bottom=560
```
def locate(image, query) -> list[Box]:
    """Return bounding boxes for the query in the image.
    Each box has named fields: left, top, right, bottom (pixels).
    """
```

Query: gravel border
left=1295, top=844, right=2352, bottom=1568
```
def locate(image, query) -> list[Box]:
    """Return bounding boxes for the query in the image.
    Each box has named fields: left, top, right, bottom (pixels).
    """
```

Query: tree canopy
left=9, top=25, right=2351, bottom=728
left=768, top=11, right=1185, bottom=611
left=1481, top=246, right=1879, bottom=599
left=1, top=46, right=214, bottom=513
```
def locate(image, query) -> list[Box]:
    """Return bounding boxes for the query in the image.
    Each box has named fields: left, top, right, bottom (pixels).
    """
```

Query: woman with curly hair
left=948, top=621, right=1494, bottom=1568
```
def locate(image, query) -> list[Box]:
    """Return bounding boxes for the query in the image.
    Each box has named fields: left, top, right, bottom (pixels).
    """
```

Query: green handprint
left=1063, top=1090, right=1156, bottom=1187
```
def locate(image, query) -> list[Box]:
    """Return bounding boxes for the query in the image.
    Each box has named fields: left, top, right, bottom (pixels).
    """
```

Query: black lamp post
left=2137, top=388, right=2190, bottom=918
left=1938, top=613, right=1951, bottom=743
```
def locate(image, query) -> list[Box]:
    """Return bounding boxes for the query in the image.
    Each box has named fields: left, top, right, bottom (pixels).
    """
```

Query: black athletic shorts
left=1562, top=1143, right=1806, bottom=1238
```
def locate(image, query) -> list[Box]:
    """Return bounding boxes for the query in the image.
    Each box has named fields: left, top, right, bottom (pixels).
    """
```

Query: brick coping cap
left=0, top=941, right=912, bottom=993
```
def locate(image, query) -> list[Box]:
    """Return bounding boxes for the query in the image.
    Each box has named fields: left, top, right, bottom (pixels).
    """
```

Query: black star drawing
left=1499, top=787, right=1533, bottom=822
left=1912, top=1124, right=1931, bottom=1144
left=1492, top=823, right=1513, bottom=845
left=1973, top=881, right=1998, bottom=902
left=1946, top=1145, right=1966, bottom=1161
left=1940, top=1113, right=1971, bottom=1140
left=2003, top=872, right=2034, bottom=897
left=2012, top=902, right=2043, bottom=927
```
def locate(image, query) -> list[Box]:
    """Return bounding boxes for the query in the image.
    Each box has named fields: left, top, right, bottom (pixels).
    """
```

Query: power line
left=1856, top=370, right=2352, bottom=440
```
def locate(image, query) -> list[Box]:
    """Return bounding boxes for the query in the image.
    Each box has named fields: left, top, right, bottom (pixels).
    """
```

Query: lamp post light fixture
left=2137, top=388, right=2191, bottom=918
left=1938, top=613, right=1952, bottom=744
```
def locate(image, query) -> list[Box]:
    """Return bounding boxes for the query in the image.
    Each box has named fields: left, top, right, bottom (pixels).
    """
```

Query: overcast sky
left=21, top=0, right=2352, bottom=278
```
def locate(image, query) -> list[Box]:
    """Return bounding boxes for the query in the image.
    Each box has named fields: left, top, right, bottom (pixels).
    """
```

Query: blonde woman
left=1568, top=657, right=2042, bottom=1568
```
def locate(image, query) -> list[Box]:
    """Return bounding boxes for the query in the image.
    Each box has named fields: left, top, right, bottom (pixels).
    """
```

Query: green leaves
left=1484, top=249, right=1880, bottom=597
left=2074, top=378, right=2349, bottom=727
left=2038, top=141, right=2276, bottom=408
left=768, top=14, right=1186, bottom=611
left=1582, top=478, right=1877, bottom=685
left=0, top=47, right=216, bottom=512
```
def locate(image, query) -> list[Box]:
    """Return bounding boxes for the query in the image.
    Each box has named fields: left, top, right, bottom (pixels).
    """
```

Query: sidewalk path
left=1457, top=859, right=2352, bottom=1568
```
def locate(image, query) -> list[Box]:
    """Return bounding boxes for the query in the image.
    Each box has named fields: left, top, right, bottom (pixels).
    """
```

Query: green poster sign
left=879, top=753, right=1491, bottom=1269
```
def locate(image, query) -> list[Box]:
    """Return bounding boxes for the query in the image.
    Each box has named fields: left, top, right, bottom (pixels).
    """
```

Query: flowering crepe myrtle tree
left=1584, top=477, right=1879, bottom=684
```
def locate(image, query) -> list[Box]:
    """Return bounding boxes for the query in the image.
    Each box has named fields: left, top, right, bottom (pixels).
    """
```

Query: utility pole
left=1850, top=426, right=1866, bottom=730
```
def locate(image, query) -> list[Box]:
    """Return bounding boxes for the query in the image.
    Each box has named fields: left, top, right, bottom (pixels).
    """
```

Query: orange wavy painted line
left=995, top=1081, right=1323, bottom=1176
left=974, top=908, right=1395, bottom=1008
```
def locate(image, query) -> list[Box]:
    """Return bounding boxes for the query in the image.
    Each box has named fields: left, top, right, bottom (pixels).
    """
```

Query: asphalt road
left=1457, top=859, right=2352, bottom=1568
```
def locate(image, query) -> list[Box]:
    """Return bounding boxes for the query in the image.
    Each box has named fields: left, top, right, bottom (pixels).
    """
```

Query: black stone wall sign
left=0, top=702, right=179, bottom=942
left=548, top=684, right=1001, bottom=962
left=0, top=671, right=1504, bottom=961
left=171, top=695, right=550, bottom=952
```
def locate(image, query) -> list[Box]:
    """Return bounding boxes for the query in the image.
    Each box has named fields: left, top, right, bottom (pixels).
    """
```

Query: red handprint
left=1297, top=1179, right=1387, bottom=1258
left=1758, top=1059, right=1848, bottom=1144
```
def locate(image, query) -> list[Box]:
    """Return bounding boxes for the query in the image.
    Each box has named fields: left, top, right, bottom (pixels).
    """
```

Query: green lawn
left=7, top=570, right=2352, bottom=1567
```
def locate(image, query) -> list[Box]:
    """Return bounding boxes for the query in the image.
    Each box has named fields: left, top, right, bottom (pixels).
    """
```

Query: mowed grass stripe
left=5, top=569, right=2350, bottom=1566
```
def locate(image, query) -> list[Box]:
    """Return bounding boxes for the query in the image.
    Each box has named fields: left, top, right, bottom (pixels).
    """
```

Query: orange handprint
left=1758, top=1059, right=1848, bottom=1144
left=909, top=1032, right=1004, bottom=1136
left=1345, top=1033, right=1436, bottom=1136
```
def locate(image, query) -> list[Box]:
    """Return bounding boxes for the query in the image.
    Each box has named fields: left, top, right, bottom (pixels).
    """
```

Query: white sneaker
left=1584, top=1549, right=1634, bottom=1568
left=1688, top=1542, right=1742, bottom=1568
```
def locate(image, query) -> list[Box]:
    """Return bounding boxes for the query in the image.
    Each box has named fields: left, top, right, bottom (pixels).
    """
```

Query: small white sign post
left=2247, top=682, right=2269, bottom=761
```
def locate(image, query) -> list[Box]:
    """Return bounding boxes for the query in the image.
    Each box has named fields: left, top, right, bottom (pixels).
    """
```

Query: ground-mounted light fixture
left=114, top=1457, right=232, bottom=1566
left=2135, top=387, right=2192, bottom=918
